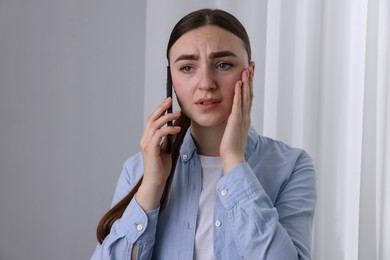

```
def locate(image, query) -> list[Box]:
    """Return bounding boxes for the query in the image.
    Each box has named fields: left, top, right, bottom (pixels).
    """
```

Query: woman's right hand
left=136, top=97, right=181, bottom=211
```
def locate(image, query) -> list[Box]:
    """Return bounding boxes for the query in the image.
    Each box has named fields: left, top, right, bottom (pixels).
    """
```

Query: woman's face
left=169, top=25, right=252, bottom=128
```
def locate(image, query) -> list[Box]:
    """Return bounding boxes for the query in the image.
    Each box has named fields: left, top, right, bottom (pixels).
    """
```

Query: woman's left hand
left=220, top=65, right=254, bottom=173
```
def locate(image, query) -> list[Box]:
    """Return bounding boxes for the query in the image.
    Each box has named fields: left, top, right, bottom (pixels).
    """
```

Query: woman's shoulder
left=123, top=151, right=143, bottom=166
left=121, top=152, right=144, bottom=185
left=247, top=127, right=313, bottom=166
left=247, top=128, right=316, bottom=201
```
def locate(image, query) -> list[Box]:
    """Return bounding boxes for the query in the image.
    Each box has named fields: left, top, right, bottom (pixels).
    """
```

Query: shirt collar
left=179, top=126, right=259, bottom=163
left=178, top=128, right=197, bottom=163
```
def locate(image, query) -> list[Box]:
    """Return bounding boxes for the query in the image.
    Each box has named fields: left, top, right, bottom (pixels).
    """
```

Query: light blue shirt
left=91, top=127, right=316, bottom=260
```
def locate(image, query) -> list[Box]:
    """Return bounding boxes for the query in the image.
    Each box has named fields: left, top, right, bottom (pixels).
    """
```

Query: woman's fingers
left=145, top=99, right=172, bottom=131
left=141, top=122, right=180, bottom=152
left=153, top=111, right=180, bottom=129
left=240, top=66, right=255, bottom=128
left=147, top=97, right=173, bottom=123
left=143, top=98, right=178, bottom=138
left=143, top=99, right=171, bottom=144
left=231, top=81, right=242, bottom=119
left=229, top=68, right=251, bottom=125
left=141, top=98, right=181, bottom=154
left=243, top=69, right=253, bottom=119
left=159, top=126, right=181, bottom=152
left=247, top=63, right=255, bottom=116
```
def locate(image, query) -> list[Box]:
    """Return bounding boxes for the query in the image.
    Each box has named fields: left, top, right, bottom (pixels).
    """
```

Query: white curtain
left=144, top=0, right=390, bottom=259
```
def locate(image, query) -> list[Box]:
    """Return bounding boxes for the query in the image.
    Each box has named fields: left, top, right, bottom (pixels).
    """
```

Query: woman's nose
left=198, top=67, right=217, bottom=91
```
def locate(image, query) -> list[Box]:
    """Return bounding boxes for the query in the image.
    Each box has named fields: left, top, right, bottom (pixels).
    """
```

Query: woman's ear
left=249, top=61, right=255, bottom=75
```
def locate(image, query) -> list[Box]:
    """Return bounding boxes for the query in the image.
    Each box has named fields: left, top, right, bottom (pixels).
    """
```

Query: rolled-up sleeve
left=216, top=150, right=316, bottom=260
left=91, top=154, right=160, bottom=260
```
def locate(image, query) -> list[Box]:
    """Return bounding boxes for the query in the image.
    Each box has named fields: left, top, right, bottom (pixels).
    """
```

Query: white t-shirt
left=194, top=155, right=222, bottom=260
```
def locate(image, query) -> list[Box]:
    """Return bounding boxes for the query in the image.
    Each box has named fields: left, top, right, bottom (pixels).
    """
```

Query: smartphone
left=166, top=66, right=173, bottom=154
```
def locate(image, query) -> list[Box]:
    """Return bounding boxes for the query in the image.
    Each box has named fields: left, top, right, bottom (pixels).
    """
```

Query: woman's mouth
left=196, top=98, right=221, bottom=109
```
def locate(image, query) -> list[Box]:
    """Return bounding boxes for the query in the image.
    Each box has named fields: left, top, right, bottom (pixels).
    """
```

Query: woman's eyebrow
left=209, top=51, right=238, bottom=59
left=174, top=51, right=237, bottom=63
left=174, top=54, right=199, bottom=63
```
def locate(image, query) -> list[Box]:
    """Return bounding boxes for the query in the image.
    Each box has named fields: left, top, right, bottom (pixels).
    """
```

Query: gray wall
left=0, top=1, right=146, bottom=259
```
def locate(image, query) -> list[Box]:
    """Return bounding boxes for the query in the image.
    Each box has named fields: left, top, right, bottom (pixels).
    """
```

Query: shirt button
left=221, top=189, right=228, bottom=197
left=182, top=154, right=188, bottom=161
left=136, top=224, right=143, bottom=231
left=215, top=220, right=222, bottom=227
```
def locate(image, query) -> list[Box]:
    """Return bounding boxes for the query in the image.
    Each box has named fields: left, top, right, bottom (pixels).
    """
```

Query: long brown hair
left=96, top=8, right=252, bottom=244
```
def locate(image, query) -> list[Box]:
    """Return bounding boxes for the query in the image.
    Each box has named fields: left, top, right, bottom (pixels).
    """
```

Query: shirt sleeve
left=216, top=150, right=316, bottom=260
left=91, top=155, right=160, bottom=260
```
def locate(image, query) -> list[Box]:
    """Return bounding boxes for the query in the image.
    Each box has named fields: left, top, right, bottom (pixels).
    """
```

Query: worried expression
left=169, top=25, right=253, bottom=128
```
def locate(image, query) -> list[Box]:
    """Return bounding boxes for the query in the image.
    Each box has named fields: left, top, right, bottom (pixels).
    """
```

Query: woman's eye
left=180, top=66, right=193, bottom=72
left=217, top=62, right=233, bottom=70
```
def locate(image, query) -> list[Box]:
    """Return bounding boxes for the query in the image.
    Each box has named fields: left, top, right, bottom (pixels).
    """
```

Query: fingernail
left=164, top=97, right=171, bottom=102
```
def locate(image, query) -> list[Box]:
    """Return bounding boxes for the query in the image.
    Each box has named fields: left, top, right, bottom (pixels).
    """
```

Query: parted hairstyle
left=97, top=8, right=252, bottom=244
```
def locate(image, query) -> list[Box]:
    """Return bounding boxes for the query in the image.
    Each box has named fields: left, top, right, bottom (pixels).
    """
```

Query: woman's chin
left=191, top=118, right=227, bottom=129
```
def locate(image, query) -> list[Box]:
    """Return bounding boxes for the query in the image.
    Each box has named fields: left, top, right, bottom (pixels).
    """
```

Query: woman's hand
left=136, top=97, right=181, bottom=211
left=220, top=66, right=254, bottom=174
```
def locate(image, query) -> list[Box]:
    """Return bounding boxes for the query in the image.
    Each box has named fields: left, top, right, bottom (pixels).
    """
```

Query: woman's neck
left=190, top=121, right=226, bottom=156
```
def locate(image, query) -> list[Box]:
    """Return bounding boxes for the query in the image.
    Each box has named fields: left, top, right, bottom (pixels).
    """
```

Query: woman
left=92, top=8, right=316, bottom=260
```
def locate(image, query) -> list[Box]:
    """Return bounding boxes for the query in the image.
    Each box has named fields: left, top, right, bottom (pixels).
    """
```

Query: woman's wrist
left=136, top=181, right=165, bottom=212
left=222, top=155, right=245, bottom=174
